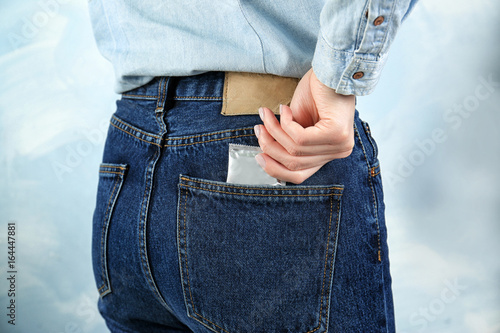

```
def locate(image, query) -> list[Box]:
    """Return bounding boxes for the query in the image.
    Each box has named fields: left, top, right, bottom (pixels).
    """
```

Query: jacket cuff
left=312, top=34, right=389, bottom=96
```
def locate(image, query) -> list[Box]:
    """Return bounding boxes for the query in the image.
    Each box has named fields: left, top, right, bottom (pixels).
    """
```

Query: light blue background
left=1, top=1, right=499, bottom=332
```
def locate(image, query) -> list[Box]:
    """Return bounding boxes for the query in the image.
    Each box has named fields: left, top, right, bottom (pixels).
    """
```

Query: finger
left=280, top=104, right=343, bottom=146
left=259, top=106, right=295, bottom=147
left=255, top=153, right=323, bottom=185
left=256, top=124, right=337, bottom=170
left=260, top=107, right=341, bottom=156
left=281, top=105, right=355, bottom=156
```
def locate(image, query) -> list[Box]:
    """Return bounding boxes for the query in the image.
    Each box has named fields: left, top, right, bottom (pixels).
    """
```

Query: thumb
left=289, top=69, right=317, bottom=127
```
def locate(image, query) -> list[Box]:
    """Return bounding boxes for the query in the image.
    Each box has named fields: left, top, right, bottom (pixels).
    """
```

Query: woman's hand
left=254, top=68, right=356, bottom=184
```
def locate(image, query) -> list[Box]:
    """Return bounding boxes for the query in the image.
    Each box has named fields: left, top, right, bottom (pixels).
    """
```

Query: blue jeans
left=92, top=72, right=394, bottom=332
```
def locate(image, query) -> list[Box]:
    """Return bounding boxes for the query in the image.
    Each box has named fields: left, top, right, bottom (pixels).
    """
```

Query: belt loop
left=155, top=77, right=171, bottom=113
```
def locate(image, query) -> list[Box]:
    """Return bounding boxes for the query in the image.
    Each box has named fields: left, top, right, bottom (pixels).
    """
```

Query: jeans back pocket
left=92, top=163, right=128, bottom=297
left=177, top=175, right=343, bottom=333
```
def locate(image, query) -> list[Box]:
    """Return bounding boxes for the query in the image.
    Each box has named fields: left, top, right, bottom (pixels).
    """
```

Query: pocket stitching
left=355, top=122, right=382, bottom=262
left=97, top=176, right=122, bottom=295
left=179, top=187, right=230, bottom=333
left=180, top=183, right=342, bottom=198
left=180, top=176, right=344, bottom=192
left=178, top=182, right=342, bottom=333
left=96, top=164, right=127, bottom=297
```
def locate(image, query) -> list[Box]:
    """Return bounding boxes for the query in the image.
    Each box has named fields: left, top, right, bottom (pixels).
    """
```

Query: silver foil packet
left=226, top=144, right=285, bottom=186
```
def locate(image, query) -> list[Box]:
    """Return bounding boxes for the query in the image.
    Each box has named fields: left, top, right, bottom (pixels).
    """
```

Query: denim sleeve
left=312, top=0, right=419, bottom=96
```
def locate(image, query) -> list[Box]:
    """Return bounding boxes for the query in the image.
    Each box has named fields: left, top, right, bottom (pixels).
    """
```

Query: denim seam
left=97, top=176, right=119, bottom=295
left=179, top=188, right=226, bottom=332
left=371, top=166, right=381, bottom=177
left=138, top=152, right=173, bottom=311
left=174, top=96, right=222, bottom=100
left=100, top=163, right=128, bottom=170
left=109, top=121, right=162, bottom=147
left=362, top=121, right=378, bottom=160
left=179, top=188, right=228, bottom=333
left=164, top=134, right=255, bottom=147
left=111, top=114, right=256, bottom=147
left=317, top=197, right=341, bottom=332
left=97, top=167, right=127, bottom=297
left=307, top=194, right=335, bottom=333
left=111, top=118, right=254, bottom=148
left=156, top=78, right=167, bottom=112
left=222, top=74, right=230, bottom=114
left=111, top=115, right=162, bottom=139
left=166, top=127, right=254, bottom=141
left=99, top=170, right=126, bottom=176
left=180, top=176, right=343, bottom=192
left=98, top=178, right=120, bottom=296
left=111, top=115, right=162, bottom=143
left=354, top=122, right=382, bottom=262
left=122, top=95, right=224, bottom=101
left=136, top=111, right=175, bottom=315
left=178, top=186, right=340, bottom=333
left=179, top=184, right=341, bottom=198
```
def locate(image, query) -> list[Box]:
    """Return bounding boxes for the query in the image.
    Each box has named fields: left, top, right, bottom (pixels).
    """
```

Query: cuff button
left=374, top=16, right=384, bottom=26
left=352, top=72, right=364, bottom=79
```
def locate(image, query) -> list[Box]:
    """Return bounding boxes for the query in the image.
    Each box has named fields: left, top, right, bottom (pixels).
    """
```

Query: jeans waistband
left=121, top=72, right=300, bottom=116
left=122, top=72, right=226, bottom=102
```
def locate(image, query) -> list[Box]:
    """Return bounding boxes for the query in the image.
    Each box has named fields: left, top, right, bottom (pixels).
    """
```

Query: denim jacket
left=88, top=0, right=418, bottom=95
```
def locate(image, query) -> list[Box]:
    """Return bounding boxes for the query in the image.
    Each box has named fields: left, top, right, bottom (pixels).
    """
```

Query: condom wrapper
left=226, top=144, right=285, bottom=186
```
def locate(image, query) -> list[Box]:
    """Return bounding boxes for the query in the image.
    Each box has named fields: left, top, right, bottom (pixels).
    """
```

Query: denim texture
left=92, top=72, right=394, bottom=332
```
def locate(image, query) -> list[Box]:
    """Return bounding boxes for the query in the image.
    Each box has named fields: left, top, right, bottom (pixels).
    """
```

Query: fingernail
left=255, top=154, right=266, bottom=169
left=258, top=107, right=264, bottom=121
left=279, top=104, right=283, bottom=114
left=254, top=125, right=260, bottom=138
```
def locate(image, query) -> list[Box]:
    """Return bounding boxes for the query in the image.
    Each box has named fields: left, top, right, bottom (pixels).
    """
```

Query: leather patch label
left=222, top=72, right=299, bottom=116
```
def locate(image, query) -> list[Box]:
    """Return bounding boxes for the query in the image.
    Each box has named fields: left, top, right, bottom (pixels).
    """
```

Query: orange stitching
left=182, top=189, right=197, bottom=318
left=222, top=73, right=229, bottom=115
left=137, top=149, right=168, bottom=307
left=123, top=95, right=222, bottom=100
left=109, top=121, right=162, bottom=147
left=158, top=78, right=167, bottom=110
left=164, top=134, right=255, bottom=147
left=112, top=115, right=254, bottom=147
left=370, top=166, right=381, bottom=177
left=179, top=183, right=341, bottom=197
left=354, top=124, right=382, bottom=261
left=99, top=176, right=121, bottom=294
left=328, top=200, right=342, bottom=313
left=179, top=185, right=340, bottom=333
left=156, top=78, right=162, bottom=108
left=112, top=116, right=163, bottom=140
left=192, top=313, right=231, bottom=333
left=177, top=190, right=189, bottom=317
left=100, top=164, right=127, bottom=170
left=180, top=177, right=343, bottom=192
left=111, top=118, right=254, bottom=149
left=122, top=94, right=158, bottom=99
left=174, top=96, right=222, bottom=100
left=99, top=170, right=126, bottom=176
left=179, top=187, right=251, bottom=333
left=166, top=127, right=254, bottom=141
left=306, top=195, right=334, bottom=333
